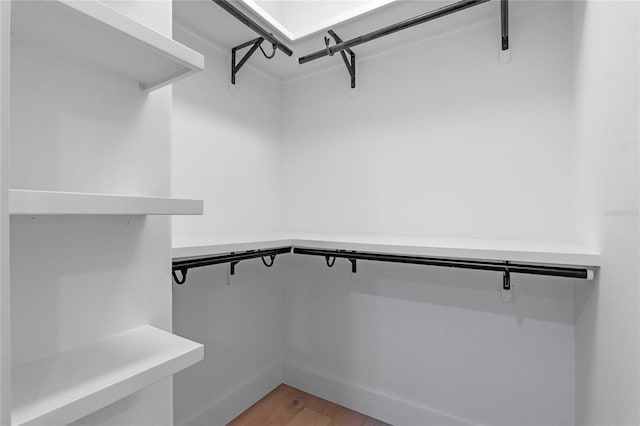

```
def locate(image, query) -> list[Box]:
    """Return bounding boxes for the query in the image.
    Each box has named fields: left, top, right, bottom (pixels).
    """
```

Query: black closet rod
left=299, top=0, right=491, bottom=64
left=173, top=247, right=291, bottom=272
left=213, top=0, right=293, bottom=57
left=293, top=248, right=592, bottom=280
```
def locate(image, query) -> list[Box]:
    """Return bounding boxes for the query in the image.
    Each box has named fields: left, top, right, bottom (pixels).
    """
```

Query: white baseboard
left=283, top=364, right=481, bottom=426
left=180, top=363, right=283, bottom=426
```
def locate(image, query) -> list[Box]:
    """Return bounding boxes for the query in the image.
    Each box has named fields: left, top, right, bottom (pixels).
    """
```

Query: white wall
left=282, top=2, right=575, bottom=242
left=573, top=2, right=640, bottom=425
left=171, top=27, right=283, bottom=243
left=9, top=1, right=176, bottom=424
left=171, top=26, right=285, bottom=426
left=284, top=258, right=576, bottom=425
left=280, top=2, right=577, bottom=425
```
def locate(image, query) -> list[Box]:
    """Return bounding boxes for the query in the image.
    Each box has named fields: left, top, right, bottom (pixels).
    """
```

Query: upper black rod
left=293, top=248, right=592, bottom=280
left=299, top=0, right=490, bottom=64
left=213, top=0, right=293, bottom=57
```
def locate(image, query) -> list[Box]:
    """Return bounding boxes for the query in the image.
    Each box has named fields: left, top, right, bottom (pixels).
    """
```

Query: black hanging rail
left=298, top=0, right=508, bottom=88
left=172, top=247, right=291, bottom=284
left=299, top=0, right=492, bottom=64
left=212, top=0, right=293, bottom=84
left=292, top=248, right=592, bottom=280
left=173, top=244, right=594, bottom=285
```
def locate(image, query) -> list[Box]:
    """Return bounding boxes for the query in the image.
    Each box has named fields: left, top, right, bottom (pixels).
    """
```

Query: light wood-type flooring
left=228, top=384, right=391, bottom=426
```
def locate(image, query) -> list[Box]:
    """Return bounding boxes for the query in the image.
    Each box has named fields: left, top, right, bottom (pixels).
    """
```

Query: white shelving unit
left=173, top=233, right=601, bottom=267
left=2, top=1, right=208, bottom=423
left=10, top=190, right=203, bottom=216
left=12, top=326, right=204, bottom=426
left=10, top=0, right=205, bottom=91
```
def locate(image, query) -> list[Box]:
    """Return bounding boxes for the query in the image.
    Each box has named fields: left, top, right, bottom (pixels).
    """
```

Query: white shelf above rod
left=9, top=190, right=203, bottom=216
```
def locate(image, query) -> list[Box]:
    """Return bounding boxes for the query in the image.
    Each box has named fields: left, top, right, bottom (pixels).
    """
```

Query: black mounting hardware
left=261, top=254, right=277, bottom=267
left=213, top=0, right=293, bottom=85
left=320, top=250, right=358, bottom=273
left=503, top=267, right=511, bottom=291
left=349, top=258, right=357, bottom=274
left=327, top=30, right=356, bottom=89
left=172, top=247, right=291, bottom=284
left=213, top=0, right=292, bottom=57
left=501, top=0, right=509, bottom=51
left=298, top=0, right=496, bottom=68
left=230, top=259, right=239, bottom=275
left=325, top=256, right=337, bottom=267
left=172, top=268, right=188, bottom=285
left=232, top=37, right=279, bottom=85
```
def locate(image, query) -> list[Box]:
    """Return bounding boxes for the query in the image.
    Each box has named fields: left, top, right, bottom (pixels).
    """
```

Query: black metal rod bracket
left=172, top=268, right=188, bottom=285
left=503, top=269, right=510, bottom=291
left=262, top=254, right=277, bottom=267
left=349, top=258, right=357, bottom=274
left=501, top=264, right=512, bottom=301
left=213, top=0, right=293, bottom=57
left=327, top=30, right=356, bottom=89
left=500, top=0, right=509, bottom=51
left=230, top=260, right=239, bottom=275
left=232, top=37, right=264, bottom=85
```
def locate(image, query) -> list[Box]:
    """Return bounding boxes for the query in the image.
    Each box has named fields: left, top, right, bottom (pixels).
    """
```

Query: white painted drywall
left=280, top=2, right=577, bottom=424
left=9, top=1, right=176, bottom=424
left=283, top=257, right=576, bottom=425
left=171, top=26, right=283, bottom=242
left=282, top=2, right=575, bottom=242
left=572, top=1, right=640, bottom=425
left=171, top=26, right=285, bottom=426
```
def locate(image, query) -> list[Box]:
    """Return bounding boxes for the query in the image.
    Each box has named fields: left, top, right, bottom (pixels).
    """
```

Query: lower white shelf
left=172, top=233, right=601, bottom=267
left=12, top=326, right=204, bottom=426
left=9, top=189, right=203, bottom=215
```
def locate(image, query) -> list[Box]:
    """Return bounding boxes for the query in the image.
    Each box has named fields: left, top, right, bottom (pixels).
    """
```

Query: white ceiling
left=173, top=0, right=542, bottom=81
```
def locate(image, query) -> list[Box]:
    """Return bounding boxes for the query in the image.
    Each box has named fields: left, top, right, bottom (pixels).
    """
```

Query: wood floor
left=227, top=384, right=391, bottom=426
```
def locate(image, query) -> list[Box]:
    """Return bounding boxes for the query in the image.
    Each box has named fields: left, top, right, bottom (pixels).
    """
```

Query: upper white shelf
left=10, top=189, right=203, bottom=215
left=11, top=0, right=205, bottom=91
left=12, top=325, right=204, bottom=426
left=173, top=232, right=601, bottom=267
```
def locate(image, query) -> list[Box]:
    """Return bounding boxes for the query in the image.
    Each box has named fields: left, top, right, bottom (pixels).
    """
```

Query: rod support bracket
left=499, top=0, right=510, bottom=64
left=230, top=257, right=239, bottom=275
left=231, top=37, right=265, bottom=85
left=172, top=268, right=188, bottom=285
left=262, top=254, right=277, bottom=267
left=349, top=258, right=357, bottom=274
left=328, top=30, right=356, bottom=89
left=501, top=264, right=512, bottom=302
left=325, top=256, right=337, bottom=267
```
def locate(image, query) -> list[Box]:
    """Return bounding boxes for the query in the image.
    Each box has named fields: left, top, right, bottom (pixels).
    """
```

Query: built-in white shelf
left=173, top=233, right=601, bottom=267
left=173, top=233, right=293, bottom=259
left=11, top=0, right=205, bottom=91
left=10, top=189, right=203, bottom=216
left=12, top=325, right=204, bottom=426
